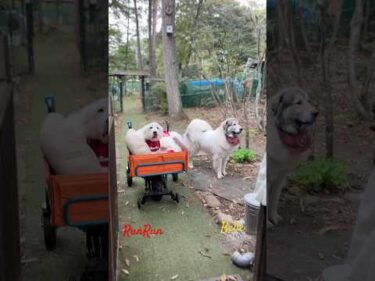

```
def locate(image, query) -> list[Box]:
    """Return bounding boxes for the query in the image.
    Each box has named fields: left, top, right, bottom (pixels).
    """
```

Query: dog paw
left=188, top=163, right=194, bottom=169
left=222, top=171, right=227, bottom=176
left=269, top=214, right=283, bottom=225
left=217, top=173, right=224, bottom=179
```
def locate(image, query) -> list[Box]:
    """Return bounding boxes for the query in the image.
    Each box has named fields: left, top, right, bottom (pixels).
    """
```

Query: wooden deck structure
left=109, top=70, right=150, bottom=113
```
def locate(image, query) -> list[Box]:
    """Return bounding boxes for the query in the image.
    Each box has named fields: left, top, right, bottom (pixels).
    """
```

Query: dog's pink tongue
left=279, top=130, right=312, bottom=153
left=226, top=136, right=240, bottom=146
left=145, top=140, right=160, bottom=152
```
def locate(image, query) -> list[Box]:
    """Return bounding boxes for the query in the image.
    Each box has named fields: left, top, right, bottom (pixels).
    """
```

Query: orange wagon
left=125, top=121, right=189, bottom=208
left=41, top=96, right=109, bottom=261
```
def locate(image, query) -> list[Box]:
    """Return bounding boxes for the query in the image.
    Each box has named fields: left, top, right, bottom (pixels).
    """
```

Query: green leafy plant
left=231, top=148, right=256, bottom=163
left=291, top=158, right=349, bottom=192
left=151, top=82, right=168, bottom=114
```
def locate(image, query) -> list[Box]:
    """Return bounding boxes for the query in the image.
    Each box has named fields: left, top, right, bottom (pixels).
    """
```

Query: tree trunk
left=161, top=0, right=185, bottom=120
left=125, top=0, right=130, bottom=71
left=149, top=0, right=158, bottom=77
left=133, top=0, right=143, bottom=69
left=184, top=0, right=204, bottom=67
left=348, top=0, right=373, bottom=121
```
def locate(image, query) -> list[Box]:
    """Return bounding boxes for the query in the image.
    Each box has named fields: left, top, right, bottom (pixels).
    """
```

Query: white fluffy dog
left=125, top=122, right=164, bottom=155
left=125, top=122, right=188, bottom=155
left=183, top=118, right=243, bottom=179
left=268, top=87, right=318, bottom=225
left=40, top=98, right=108, bottom=175
left=160, top=131, right=187, bottom=152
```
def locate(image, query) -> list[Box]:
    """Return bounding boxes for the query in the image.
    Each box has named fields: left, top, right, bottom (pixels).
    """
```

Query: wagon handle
left=127, top=120, right=133, bottom=129
left=165, top=120, right=170, bottom=132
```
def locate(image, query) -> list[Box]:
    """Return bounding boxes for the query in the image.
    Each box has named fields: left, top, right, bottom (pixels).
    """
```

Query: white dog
left=268, top=87, right=318, bottom=225
left=183, top=118, right=243, bottom=179
left=125, top=122, right=188, bottom=155
left=40, top=98, right=108, bottom=175
left=125, top=122, right=164, bottom=155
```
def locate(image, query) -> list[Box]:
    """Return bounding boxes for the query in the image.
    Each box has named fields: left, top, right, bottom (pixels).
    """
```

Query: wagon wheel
left=151, top=180, right=163, bottom=201
left=137, top=197, right=142, bottom=209
left=126, top=163, right=133, bottom=187
left=42, top=207, right=56, bottom=250
left=172, top=173, right=178, bottom=182
left=172, top=193, right=180, bottom=203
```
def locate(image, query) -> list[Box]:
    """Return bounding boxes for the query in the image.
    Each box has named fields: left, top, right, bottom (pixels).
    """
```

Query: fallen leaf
left=121, top=269, right=129, bottom=275
left=125, top=201, right=129, bottom=206
left=198, top=250, right=212, bottom=259
left=125, top=257, right=130, bottom=267
left=181, top=211, right=185, bottom=216
left=133, top=255, right=139, bottom=262
left=221, top=274, right=227, bottom=281
left=171, top=274, right=179, bottom=280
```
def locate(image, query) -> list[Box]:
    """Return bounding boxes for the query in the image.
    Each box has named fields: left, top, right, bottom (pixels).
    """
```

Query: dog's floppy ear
left=223, top=118, right=233, bottom=132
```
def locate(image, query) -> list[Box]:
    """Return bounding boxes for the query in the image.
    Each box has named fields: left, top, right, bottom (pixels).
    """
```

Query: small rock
left=205, top=194, right=221, bottom=208
left=302, top=195, right=319, bottom=205
left=215, top=212, right=234, bottom=225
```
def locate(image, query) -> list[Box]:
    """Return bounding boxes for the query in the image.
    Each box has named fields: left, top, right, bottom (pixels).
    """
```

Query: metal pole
left=141, top=76, right=145, bottom=113
left=119, top=77, right=123, bottom=113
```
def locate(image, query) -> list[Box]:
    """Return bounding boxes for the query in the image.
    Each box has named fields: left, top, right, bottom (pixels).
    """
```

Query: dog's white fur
left=268, top=87, right=318, bottom=225
left=40, top=98, right=108, bottom=175
left=183, top=118, right=243, bottom=179
left=160, top=131, right=186, bottom=152
left=125, top=122, right=163, bottom=155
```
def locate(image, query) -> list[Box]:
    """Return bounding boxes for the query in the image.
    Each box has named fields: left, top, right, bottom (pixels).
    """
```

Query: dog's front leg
left=221, top=156, right=230, bottom=176
left=268, top=179, right=285, bottom=225
left=213, top=155, right=223, bottom=179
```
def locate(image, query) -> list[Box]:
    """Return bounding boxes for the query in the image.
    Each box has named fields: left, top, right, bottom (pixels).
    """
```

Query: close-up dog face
left=143, top=122, right=163, bottom=140
left=271, top=87, right=319, bottom=134
left=85, top=98, right=109, bottom=143
left=223, top=118, right=243, bottom=137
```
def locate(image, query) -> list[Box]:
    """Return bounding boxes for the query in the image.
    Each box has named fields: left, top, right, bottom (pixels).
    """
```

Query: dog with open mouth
left=183, top=118, right=243, bottom=179
left=125, top=122, right=164, bottom=155
left=268, top=87, right=319, bottom=225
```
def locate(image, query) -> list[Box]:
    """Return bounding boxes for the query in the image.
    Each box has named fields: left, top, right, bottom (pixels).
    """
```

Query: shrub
left=291, top=158, right=349, bottom=192
left=231, top=148, right=256, bottom=163
left=151, top=82, right=168, bottom=114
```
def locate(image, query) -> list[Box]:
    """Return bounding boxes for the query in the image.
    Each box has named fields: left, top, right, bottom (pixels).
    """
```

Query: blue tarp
left=187, top=79, right=226, bottom=88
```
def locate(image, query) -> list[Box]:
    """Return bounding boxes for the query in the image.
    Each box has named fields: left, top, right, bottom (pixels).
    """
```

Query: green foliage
left=231, top=148, right=256, bottom=163
left=151, top=82, right=168, bottom=114
left=291, top=158, right=349, bottom=192
left=109, top=0, right=265, bottom=78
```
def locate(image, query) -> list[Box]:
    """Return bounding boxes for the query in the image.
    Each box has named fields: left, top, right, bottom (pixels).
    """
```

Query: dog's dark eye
left=97, top=108, right=104, bottom=113
left=150, top=126, right=153, bottom=129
